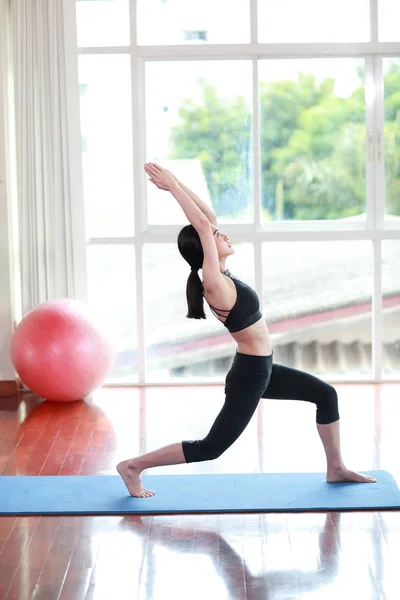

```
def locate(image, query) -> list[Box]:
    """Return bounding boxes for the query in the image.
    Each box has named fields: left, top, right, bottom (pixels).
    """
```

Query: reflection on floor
left=0, top=383, right=399, bottom=599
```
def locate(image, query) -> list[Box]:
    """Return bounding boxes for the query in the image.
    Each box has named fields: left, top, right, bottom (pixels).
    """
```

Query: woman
left=117, top=162, right=376, bottom=498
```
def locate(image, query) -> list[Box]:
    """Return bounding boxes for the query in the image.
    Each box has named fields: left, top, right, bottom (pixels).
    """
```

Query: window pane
left=137, top=0, right=250, bottom=45
left=262, top=241, right=372, bottom=380
left=87, top=245, right=137, bottom=382
left=76, top=0, right=130, bottom=47
left=383, top=58, right=400, bottom=219
left=259, top=59, right=366, bottom=222
left=143, top=243, right=254, bottom=381
left=380, top=385, right=400, bottom=479
left=146, top=61, right=253, bottom=224
left=379, top=0, right=400, bottom=41
left=382, top=241, right=400, bottom=378
left=79, top=55, right=134, bottom=237
left=258, top=0, right=370, bottom=43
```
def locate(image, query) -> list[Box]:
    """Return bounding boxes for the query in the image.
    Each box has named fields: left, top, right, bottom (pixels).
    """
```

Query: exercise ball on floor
left=11, top=299, right=115, bottom=402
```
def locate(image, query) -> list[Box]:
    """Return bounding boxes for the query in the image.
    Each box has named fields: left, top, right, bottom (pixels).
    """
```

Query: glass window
left=137, top=0, right=250, bottom=45
left=145, top=60, right=253, bottom=224
left=262, top=241, right=373, bottom=379
left=383, top=58, right=400, bottom=219
left=78, top=55, right=134, bottom=238
left=87, top=245, right=137, bottom=382
left=76, top=0, right=130, bottom=47
left=382, top=241, right=400, bottom=378
left=258, top=0, right=370, bottom=43
left=143, top=243, right=254, bottom=382
left=259, top=59, right=366, bottom=222
left=379, top=383, right=400, bottom=476
left=379, top=0, right=400, bottom=41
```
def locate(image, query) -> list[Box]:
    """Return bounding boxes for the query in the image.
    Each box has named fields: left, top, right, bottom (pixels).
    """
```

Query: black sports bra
left=204, top=269, right=263, bottom=333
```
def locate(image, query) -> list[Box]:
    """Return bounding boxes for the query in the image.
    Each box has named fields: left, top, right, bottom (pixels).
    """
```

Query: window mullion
left=250, top=0, right=258, bottom=44
left=370, top=0, right=379, bottom=43
left=130, top=0, right=147, bottom=384
left=374, top=56, right=385, bottom=229
left=365, top=56, right=375, bottom=230
left=252, top=58, right=261, bottom=228
left=372, top=238, right=383, bottom=381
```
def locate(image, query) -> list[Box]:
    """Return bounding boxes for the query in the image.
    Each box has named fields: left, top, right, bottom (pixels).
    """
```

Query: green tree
left=170, top=85, right=251, bottom=216
left=170, top=64, right=400, bottom=220
left=385, top=116, right=400, bottom=216
left=384, top=61, right=400, bottom=216
left=260, top=73, right=333, bottom=218
left=269, top=76, right=366, bottom=219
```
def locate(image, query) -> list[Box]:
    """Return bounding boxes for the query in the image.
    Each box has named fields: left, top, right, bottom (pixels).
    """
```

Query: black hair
left=177, top=224, right=206, bottom=319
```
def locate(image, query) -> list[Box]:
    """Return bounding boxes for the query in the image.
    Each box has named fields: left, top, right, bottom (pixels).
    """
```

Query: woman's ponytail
left=186, top=268, right=206, bottom=319
left=177, top=225, right=206, bottom=320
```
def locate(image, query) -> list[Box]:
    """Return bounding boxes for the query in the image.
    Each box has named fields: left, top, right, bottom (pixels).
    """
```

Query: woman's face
left=213, top=228, right=235, bottom=258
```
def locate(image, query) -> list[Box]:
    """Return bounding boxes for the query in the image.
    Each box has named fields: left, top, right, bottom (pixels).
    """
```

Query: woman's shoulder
left=202, top=271, right=237, bottom=305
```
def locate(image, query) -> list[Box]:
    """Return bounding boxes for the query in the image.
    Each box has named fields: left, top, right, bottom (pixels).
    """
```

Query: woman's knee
left=182, top=438, right=226, bottom=463
left=316, top=383, right=340, bottom=424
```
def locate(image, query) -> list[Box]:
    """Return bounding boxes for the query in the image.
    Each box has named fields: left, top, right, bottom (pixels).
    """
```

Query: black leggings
left=182, top=351, right=340, bottom=463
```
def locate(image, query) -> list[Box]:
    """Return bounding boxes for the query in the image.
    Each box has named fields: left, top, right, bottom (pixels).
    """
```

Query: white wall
left=0, top=3, right=15, bottom=381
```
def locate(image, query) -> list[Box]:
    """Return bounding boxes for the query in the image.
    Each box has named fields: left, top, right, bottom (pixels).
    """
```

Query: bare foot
left=116, top=459, right=155, bottom=498
left=327, top=467, right=377, bottom=484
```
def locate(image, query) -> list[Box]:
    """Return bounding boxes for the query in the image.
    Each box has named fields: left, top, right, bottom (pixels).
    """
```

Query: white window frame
left=73, top=0, right=400, bottom=385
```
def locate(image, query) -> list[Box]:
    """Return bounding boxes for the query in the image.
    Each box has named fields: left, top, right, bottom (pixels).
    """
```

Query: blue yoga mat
left=0, top=471, right=399, bottom=515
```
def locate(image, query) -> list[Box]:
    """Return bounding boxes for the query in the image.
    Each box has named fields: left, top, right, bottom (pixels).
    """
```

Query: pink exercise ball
left=11, top=299, right=115, bottom=402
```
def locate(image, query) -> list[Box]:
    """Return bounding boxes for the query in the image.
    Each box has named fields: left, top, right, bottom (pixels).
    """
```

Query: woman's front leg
left=117, top=442, right=186, bottom=498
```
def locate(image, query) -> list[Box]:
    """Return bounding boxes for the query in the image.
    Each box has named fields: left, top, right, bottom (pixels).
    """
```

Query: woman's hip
left=225, top=351, right=273, bottom=391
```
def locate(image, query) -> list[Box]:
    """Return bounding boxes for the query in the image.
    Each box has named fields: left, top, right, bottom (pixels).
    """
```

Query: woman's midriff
left=230, top=317, right=272, bottom=356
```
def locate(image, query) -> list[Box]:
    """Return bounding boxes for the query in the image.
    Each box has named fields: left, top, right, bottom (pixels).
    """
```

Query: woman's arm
left=145, top=162, right=223, bottom=288
left=174, top=178, right=218, bottom=226
left=144, top=163, right=209, bottom=231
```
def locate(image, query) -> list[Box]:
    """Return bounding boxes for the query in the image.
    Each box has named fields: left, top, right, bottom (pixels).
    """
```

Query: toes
left=327, top=470, right=378, bottom=484
left=359, top=474, right=376, bottom=482
left=136, top=488, right=154, bottom=498
left=358, top=475, right=377, bottom=483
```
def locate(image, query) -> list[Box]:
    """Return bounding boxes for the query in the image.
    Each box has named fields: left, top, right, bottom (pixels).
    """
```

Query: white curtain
left=8, top=0, right=86, bottom=315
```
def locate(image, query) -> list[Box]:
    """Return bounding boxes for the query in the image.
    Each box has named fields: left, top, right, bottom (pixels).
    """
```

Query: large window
left=87, top=245, right=138, bottom=382
left=137, top=0, right=250, bottom=45
left=378, top=0, right=400, bottom=42
left=262, top=241, right=373, bottom=378
left=145, top=60, right=253, bottom=224
left=257, top=0, right=370, bottom=43
left=382, top=241, right=400, bottom=378
left=79, top=55, right=134, bottom=238
left=383, top=58, right=400, bottom=219
left=259, top=59, right=366, bottom=222
left=76, top=0, right=400, bottom=384
left=76, top=0, right=130, bottom=47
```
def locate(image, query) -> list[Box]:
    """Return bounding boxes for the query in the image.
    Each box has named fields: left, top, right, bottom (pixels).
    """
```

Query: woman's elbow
left=196, top=217, right=211, bottom=232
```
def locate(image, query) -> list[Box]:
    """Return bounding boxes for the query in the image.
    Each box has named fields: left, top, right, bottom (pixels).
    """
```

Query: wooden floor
left=0, top=383, right=400, bottom=600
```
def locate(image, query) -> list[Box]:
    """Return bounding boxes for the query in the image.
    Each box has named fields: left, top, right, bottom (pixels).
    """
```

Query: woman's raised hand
left=144, top=163, right=177, bottom=191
